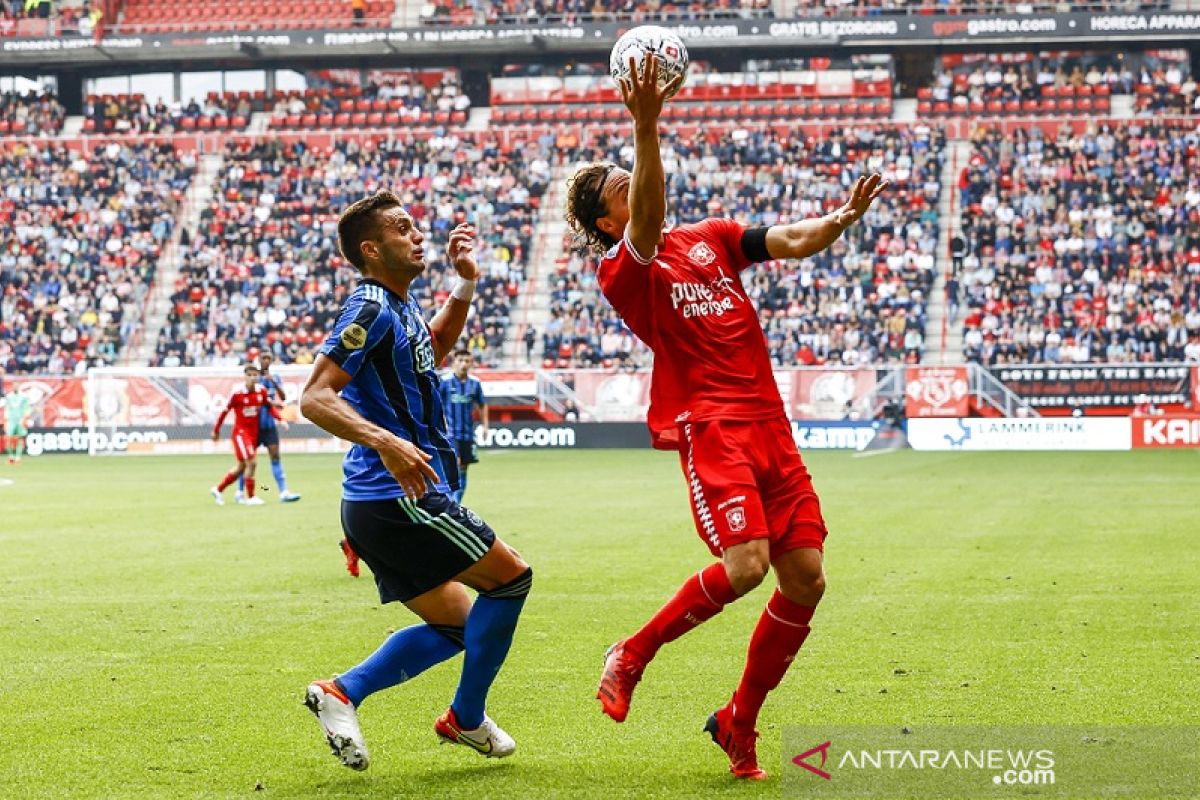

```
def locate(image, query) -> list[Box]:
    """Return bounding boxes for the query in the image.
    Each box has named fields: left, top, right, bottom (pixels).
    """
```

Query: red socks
left=245, top=478, right=256, bottom=499
left=731, top=590, right=815, bottom=730
left=217, top=471, right=239, bottom=491
left=625, top=562, right=739, bottom=665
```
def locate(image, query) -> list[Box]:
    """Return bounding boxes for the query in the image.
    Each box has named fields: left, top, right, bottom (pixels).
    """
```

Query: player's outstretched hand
left=834, top=173, right=890, bottom=228
left=447, top=223, right=478, bottom=281
left=379, top=436, right=439, bottom=499
left=618, top=52, right=684, bottom=125
left=211, top=432, right=219, bottom=442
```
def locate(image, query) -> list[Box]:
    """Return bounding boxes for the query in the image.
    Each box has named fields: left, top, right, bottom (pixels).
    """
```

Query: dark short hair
left=243, top=363, right=261, bottom=373
left=338, top=190, right=402, bottom=271
left=565, top=162, right=618, bottom=254
left=452, top=348, right=472, bottom=360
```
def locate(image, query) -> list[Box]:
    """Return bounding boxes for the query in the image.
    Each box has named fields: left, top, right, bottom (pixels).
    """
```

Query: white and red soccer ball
left=609, top=26, right=689, bottom=100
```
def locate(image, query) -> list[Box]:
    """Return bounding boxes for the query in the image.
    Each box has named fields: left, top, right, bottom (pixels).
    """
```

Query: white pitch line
left=852, top=448, right=902, bottom=459
left=0, top=478, right=14, bottom=487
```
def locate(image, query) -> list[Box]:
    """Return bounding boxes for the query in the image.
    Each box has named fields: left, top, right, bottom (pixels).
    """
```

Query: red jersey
left=213, top=386, right=277, bottom=438
left=597, top=219, right=784, bottom=450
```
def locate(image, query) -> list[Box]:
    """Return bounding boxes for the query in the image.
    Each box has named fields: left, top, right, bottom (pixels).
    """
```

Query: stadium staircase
left=891, top=98, right=917, bottom=123
left=130, top=152, right=225, bottom=365
left=61, top=115, right=84, bottom=136
left=1110, top=94, right=1136, bottom=119
left=923, top=138, right=969, bottom=365
left=506, top=156, right=570, bottom=366
left=393, top=0, right=422, bottom=27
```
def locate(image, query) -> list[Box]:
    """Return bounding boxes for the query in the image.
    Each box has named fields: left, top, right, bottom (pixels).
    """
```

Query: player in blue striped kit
left=300, top=190, right=532, bottom=771
left=438, top=350, right=488, bottom=503
left=237, top=351, right=301, bottom=503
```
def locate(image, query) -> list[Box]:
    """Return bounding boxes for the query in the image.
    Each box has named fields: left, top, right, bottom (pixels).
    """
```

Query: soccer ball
left=609, top=26, right=689, bottom=100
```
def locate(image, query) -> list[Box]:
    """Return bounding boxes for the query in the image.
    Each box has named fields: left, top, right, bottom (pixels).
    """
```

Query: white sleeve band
left=622, top=232, right=656, bottom=265
left=451, top=278, right=476, bottom=302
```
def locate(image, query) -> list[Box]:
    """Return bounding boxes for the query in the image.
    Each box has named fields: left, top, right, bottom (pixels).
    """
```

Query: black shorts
left=257, top=425, right=280, bottom=448
left=456, top=438, right=478, bottom=466
left=340, top=493, right=496, bottom=603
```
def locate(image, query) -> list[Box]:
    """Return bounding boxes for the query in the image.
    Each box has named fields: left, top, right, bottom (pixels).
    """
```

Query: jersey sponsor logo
left=687, top=242, right=717, bottom=266
left=725, top=506, right=747, bottom=533
left=341, top=323, right=368, bottom=350
left=670, top=281, right=737, bottom=319
left=414, top=340, right=435, bottom=373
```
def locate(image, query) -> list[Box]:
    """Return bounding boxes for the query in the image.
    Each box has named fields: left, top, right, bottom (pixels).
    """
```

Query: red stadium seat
left=350, top=112, right=367, bottom=126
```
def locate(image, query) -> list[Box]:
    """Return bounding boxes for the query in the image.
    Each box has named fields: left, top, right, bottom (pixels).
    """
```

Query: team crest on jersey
left=726, top=506, right=747, bottom=533
left=687, top=242, right=717, bottom=266
left=341, top=323, right=368, bottom=350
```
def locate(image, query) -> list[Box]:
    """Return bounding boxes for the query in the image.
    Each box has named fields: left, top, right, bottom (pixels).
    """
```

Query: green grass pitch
left=1, top=449, right=1197, bottom=798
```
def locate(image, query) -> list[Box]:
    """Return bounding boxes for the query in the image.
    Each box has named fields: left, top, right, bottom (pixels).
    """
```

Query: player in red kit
left=210, top=362, right=281, bottom=506
left=565, top=55, right=887, bottom=780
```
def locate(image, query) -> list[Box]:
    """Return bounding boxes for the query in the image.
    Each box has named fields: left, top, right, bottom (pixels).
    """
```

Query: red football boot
left=339, top=538, right=360, bottom=578
left=704, top=704, right=768, bottom=780
left=596, top=640, right=645, bottom=723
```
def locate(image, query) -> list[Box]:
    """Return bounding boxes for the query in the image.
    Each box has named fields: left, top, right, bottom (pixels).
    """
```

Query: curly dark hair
left=565, top=162, right=618, bottom=254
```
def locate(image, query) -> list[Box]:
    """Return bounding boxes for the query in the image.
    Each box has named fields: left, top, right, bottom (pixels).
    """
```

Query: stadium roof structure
left=5, top=9, right=1200, bottom=70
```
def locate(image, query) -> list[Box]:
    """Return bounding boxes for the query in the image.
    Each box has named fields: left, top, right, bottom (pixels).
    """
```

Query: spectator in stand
left=557, top=124, right=944, bottom=368
left=958, top=121, right=1200, bottom=366
left=155, top=133, right=559, bottom=369
left=0, top=141, right=194, bottom=374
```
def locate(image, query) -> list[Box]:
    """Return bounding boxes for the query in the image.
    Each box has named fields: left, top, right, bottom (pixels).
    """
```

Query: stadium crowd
left=86, top=92, right=251, bottom=134
left=790, top=0, right=1168, bottom=15
left=545, top=123, right=945, bottom=368
left=0, top=89, right=66, bottom=135
left=0, top=141, right=194, bottom=374
left=955, top=121, right=1200, bottom=365
left=154, top=133, right=546, bottom=368
left=421, top=0, right=771, bottom=26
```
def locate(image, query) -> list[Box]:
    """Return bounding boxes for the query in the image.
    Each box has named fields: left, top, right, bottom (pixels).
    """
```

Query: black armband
left=740, top=226, right=771, bottom=264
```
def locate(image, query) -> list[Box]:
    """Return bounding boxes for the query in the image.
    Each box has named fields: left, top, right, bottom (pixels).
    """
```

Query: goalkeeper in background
left=3, top=378, right=32, bottom=465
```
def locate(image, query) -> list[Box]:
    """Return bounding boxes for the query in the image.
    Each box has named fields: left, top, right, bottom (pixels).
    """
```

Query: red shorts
left=231, top=430, right=257, bottom=461
left=677, top=416, right=827, bottom=560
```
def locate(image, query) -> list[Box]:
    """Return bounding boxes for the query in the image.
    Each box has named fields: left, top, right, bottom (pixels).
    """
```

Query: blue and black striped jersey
left=438, top=375, right=485, bottom=442
left=320, top=279, right=459, bottom=501
left=257, top=374, right=284, bottom=429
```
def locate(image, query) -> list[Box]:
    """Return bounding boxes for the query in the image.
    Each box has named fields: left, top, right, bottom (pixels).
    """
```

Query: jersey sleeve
left=596, top=234, right=653, bottom=310
left=473, top=380, right=486, bottom=407
left=320, top=294, right=390, bottom=379
left=701, top=217, right=753, bottom=272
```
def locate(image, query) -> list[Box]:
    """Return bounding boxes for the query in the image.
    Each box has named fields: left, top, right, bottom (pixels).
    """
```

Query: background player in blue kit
left=439, top=349, right=488, bottom=503
left=300, top=190, right=532, bottom=771
left=237, top=350, right=301, bottom=503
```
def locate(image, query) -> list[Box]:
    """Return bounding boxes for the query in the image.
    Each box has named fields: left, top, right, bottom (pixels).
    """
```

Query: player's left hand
left=834, top=173, right=889, bottom=228
left=211, top=433, right=219, bottom=442
left=447, top=223, right=478, bottom=280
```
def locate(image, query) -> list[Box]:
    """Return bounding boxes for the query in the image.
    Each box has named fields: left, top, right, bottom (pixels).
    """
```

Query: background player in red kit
left=565, top=55, right=887, bottom=780
left=210, top=362, right=281, bottom=506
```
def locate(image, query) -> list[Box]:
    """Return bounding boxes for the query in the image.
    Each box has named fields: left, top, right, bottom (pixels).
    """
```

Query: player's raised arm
left=619, top=53, right=683, bottom=262
left=428, top=222, right=479, bottom=365
left=764, top=173, right=889, bottom=261
left=301, top=355, right=438, bottom=499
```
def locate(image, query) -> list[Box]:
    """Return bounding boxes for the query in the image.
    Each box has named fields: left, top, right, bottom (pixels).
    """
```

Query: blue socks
left=336, top=624, right=465, bottom=707
left=235, top=461, right=286, bottom=494
left=271, top=458, right=287, bottom=493
left=451, top=567, right=533, bottom=729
